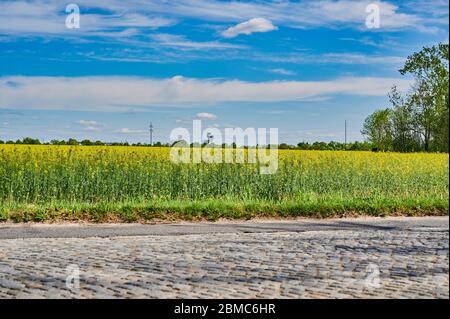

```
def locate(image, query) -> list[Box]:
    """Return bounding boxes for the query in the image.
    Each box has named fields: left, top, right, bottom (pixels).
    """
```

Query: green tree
left=81, top=139, right=93, bottom=146
left=21, top=137, right=41, bottom=145
left=67, top=138, right=79, bottom=146
left=389, top=86, right=420, bottom=152
left=297, top=142, right=310, bottom=150
left=400, top=43, right=449, bottom=152
left=362, top=43, right=449, bottom=153
left=361, top=109, right=393, bottom=151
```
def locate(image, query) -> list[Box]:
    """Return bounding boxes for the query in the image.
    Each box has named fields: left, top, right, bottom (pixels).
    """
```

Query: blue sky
left=0, top=0, right=448, bottom=144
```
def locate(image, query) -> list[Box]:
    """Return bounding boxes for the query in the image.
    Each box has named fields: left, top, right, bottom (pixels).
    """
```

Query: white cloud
left=0, top=0, right=444, bottom=47
left=150, top=33, right=244, bottom=50
left=142, top=0, right=435, bottom=31
left=82, top=49, right=405, bottom=66
left=115, top=128, right=145, bottom=134
left=320, top=53, right=405, bottom=65
left=77, top=120, right=101, bottom=131
left=222, top=18, right=277, bottom=38
left=268, top=68, right=297, bottom=76
left=175, top=119, right=191, bottom=124
left=176, top=112, right=218, bottom=125
left=0, top=1, right=175, bottom=38
left=77, top=120, right=98, bottom=126
left=259, top=110, right=287, bottom=115
left=195, top=112, right=218, bottom=120
left=84, top=126, right=100, bottom=132
left=265, top=53, right=405, bottom=65
left=0, top=75, right=413, bottom=111
left=338, top=37, right=400, bottom=49
left=405, top=0, right=449, bottom=24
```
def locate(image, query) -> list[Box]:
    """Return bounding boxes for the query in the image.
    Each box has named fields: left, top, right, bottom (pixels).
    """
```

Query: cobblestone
left=0, top=222, right=448, bottom=298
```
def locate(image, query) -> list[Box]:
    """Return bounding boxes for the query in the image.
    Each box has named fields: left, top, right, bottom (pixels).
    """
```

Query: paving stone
left=0, top=227, right=448, bottom=298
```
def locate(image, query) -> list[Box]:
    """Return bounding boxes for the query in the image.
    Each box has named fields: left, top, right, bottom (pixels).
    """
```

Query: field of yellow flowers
left=0, top=144, right=448, bottom=222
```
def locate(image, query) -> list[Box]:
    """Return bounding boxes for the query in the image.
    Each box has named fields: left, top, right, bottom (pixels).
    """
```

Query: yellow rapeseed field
left=0, top=144, right=448, bottom=221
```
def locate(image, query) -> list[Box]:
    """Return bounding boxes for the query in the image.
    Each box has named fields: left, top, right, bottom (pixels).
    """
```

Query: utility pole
left=149, top=122, right=153, bottom=146
left=344, top=120, right=347, bottom=146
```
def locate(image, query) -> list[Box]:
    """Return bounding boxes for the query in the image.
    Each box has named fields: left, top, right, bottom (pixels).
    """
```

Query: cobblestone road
left=0, top=218, right=448, bottom=298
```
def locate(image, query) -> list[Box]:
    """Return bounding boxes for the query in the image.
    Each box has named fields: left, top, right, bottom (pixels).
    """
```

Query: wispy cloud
left=264, top=52, right=406, bottom=65
left=0, top=1, right=174, bottom=39
left=268, top=68, right=297, bottom=76
left=221, top=18, right=277, bottom=38
left=77, top=119, right=102, bottom=132
left=0, top=0, right=445, bottom=42
left=338, top=36, right=400, bottom=49
left=115, top=128, right=145, bottom=134
left=404, top=0, right=449, bottom=25
left=77, top=120, right=98, bottom=126
left=150, top=33, right=244, bottom=50
left=76, top=47, right=406, bottom=66
left=319, top=53, right=405, bottom=65
left=0, top=75, right=412, bottom=112
left=259, top=110, right=287, bottom=115
left=133, top=0, right=431, bottom=31
left=176, top=112, right=218, bottom=125
left=84, top=126, right=100, bottom=132
left=194, top=112, right=218, bottom=120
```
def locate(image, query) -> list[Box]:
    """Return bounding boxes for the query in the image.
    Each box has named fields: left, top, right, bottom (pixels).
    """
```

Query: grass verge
left=0, top=197, right=448, bottom=223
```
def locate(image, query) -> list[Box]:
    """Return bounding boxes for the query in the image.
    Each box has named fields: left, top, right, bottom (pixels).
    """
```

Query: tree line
left=0, top=138, right=168, bottom=147
left=362, top=43, right=449, bottom=153
left=0, top=138, right=372, bottom=151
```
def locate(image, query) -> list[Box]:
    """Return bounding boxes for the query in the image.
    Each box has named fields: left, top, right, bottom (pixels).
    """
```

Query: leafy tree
left=389, top=86, right=421, bottom=152
left=297, top=142, right=310, bottom=150
left=361, top=109, right=393, bottom=151
left=362, top=43, right=449, bottom=153
left=81, top=139, right=93, bottom=146
left=408, top=80, right=437, bottom=151
left=67, top=138, right=79, bottom=146
left=400, top=43, right=449, bottom=152
left=348, top=141, right=371, bottom=151
left=20, top=137, right=41, bottom=145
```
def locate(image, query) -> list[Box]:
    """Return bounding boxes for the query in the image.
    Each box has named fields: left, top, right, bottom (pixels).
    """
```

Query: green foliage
left=67, top=138, right=79, bottom=146
left=362, top=43, right=449, bottom=153
left=81, top=139, right=93, bottom=146
left=361, top=109, right=393, bottom=151
left=21, top=137, right=41, bottom=145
